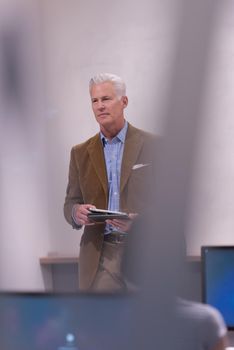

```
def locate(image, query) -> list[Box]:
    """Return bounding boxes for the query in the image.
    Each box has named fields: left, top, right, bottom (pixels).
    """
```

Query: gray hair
left=89, top=73, right=126, bottom=98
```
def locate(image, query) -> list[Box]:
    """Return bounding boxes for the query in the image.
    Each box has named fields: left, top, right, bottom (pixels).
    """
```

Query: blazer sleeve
left=64, top=146, right=84, bottom=229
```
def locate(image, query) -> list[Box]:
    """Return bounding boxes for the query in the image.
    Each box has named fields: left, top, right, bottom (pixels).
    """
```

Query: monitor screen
left=0, top=292, right=133, bottom=350
left=201, top=246, right=234, bottom=330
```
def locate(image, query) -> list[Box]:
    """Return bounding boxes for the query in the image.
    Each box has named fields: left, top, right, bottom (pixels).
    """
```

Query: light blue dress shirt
left=100, top=121, right=128, bottom=234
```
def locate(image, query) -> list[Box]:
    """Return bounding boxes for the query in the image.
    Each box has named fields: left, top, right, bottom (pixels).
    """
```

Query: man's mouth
left=98, top=113, right=109, bottom=117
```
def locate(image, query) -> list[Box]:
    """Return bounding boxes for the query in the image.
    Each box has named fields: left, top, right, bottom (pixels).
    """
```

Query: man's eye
left=102, top=97, right=110, bottom=101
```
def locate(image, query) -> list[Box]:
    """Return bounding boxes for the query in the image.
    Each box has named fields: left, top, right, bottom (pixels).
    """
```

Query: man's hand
left=73, top=204, right=96, bottom=226
left=106, top=213, right=138, bottom=232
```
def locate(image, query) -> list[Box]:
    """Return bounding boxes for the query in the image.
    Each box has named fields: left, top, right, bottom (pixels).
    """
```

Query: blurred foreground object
left=123, top=0, right=230, bottom=349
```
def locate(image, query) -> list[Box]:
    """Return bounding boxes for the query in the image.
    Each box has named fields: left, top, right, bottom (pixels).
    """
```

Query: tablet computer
left=87, top=208, right=129, bottom=222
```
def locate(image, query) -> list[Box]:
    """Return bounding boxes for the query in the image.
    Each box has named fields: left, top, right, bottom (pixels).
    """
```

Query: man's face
left=90, top=82, right=128, bottom=132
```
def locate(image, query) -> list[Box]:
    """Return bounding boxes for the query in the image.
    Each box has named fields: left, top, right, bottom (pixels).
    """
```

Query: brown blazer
left=64, top=123, right=156, bottom=290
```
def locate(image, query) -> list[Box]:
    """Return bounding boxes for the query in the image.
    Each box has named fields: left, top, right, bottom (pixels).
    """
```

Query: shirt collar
left=100, top=120, right=128, bottom=146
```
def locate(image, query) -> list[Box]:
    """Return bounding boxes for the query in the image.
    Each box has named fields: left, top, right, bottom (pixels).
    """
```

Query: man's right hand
left=72, top=204, right=96, bottom=226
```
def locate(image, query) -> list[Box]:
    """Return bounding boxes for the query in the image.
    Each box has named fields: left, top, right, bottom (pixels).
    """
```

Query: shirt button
left=114, top=192, right=117, bottom=195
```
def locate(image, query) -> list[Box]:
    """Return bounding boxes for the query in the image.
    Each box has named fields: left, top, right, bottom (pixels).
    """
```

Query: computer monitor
left=201, top=246, right=234, bottom=330
left=0, top=292, right=133, bottom=350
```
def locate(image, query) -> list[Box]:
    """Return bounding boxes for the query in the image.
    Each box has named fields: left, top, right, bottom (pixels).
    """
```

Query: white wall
left=42, top=0, right=234, bottom=257
left=0, top=0, right=233, bottom=290
left=186, top=0, right=234, bottom=255
left=40, top=0, right=179, bottom=255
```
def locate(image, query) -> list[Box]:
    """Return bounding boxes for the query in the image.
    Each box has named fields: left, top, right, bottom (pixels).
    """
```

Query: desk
left=40, top=255, right=79, bottom=292
left=40, top=255, right=79, bottom=265
left=39, top=254, right=201, bottom=294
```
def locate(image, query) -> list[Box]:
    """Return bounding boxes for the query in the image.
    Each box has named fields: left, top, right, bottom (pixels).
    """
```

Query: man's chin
left=97, top=119, right=112, bottom=128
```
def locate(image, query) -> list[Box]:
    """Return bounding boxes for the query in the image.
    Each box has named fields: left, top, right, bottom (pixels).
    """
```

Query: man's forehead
left=90, top=81, right=116, bottom=97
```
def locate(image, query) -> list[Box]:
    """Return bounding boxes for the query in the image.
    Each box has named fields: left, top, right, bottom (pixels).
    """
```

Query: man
left=175, top=298, right=227, bottom=350
left=64, top=73, right=156, bottom=291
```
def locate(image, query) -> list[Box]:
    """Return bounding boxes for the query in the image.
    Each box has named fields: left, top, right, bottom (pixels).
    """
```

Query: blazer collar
left=87, top=134, right=108, bottom=197
left=87, top=123, right=145, bottom=196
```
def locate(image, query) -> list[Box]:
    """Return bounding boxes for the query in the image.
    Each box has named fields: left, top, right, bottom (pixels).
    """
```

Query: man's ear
left=122, top=96, right=128, bottom=108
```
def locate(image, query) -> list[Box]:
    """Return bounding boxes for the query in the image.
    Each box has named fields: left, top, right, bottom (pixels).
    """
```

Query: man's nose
left=97, top=100, right=105, bottom=110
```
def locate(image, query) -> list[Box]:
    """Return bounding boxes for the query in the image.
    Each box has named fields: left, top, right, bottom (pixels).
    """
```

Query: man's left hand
left=106, top=213, right=138, bottom=232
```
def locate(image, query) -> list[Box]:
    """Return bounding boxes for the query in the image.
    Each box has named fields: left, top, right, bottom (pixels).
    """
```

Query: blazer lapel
left=87, top=134, right=108, bottom=197
left=120, top=124, right=144, bottom=192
